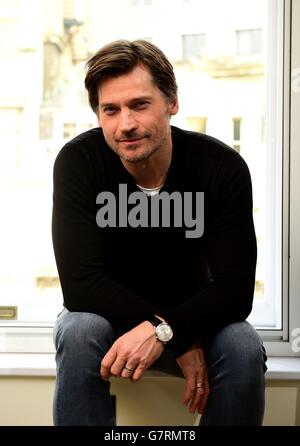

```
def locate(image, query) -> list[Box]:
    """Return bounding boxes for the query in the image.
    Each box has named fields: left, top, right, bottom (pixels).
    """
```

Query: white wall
left=0, top=377, right=299, bottom=426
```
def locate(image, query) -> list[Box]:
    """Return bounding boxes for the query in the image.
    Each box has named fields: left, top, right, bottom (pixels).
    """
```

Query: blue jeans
left=53, top=308, right=267, bottom=426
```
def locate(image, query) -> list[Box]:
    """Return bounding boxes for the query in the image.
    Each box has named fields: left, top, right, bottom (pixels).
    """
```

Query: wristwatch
left=149, top=316, right=173, bottom=344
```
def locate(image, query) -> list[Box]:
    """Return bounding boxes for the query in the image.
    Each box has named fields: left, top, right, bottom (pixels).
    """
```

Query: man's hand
left=176, top=344, right=210, bottom=415
left=100, top=321, right=164, bottom=382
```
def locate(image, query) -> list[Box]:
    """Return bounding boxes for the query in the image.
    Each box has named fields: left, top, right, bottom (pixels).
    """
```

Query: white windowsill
left=0, top=353, right=56, bottom=377
left=0, top=354, right=300, bottom=380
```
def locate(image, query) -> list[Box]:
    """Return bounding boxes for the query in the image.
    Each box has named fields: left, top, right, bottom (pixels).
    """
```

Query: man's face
left=97, top=64, right=178, bottom=163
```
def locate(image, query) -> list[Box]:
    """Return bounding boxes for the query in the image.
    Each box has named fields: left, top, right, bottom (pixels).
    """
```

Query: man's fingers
left=188, top=377, right=205, bottom=413
left=198, top=391, right=209, bottom=414
left=130, top=364, right=147, bottom=382
left=120, top=364, right=138, bottom=379
left=110, top=356, right=129, bottom=377
left=197, top=372, right=210, bottom=414
left=190, top=388, right=206, bottom=413
left=182, top=375, right=197, bottom=406
left=197, top=387, right=210, bottom=414
left=182, top=369, right=207, bottom=413
left=100, top=348, right=117, bottom=380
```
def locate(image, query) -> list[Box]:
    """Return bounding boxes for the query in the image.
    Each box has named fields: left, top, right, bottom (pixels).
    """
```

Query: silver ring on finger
left=124, top=366, right=135, bottom=373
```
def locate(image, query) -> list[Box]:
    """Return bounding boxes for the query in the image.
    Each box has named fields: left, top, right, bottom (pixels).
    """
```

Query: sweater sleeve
left=161, top=154, right=257, bottom=358
left=52, top=142, right=157, bottom=330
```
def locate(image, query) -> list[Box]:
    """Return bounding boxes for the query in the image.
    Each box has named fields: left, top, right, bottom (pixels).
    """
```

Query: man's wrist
left=148, top=316, right=173, bottom=344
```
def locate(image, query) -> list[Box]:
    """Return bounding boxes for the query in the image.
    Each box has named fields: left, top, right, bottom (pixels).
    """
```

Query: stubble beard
left=109, top=131, right=169, bottom=164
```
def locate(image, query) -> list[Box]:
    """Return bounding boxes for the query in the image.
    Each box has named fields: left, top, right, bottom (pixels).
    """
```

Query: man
left=52, top=39, right=267, bottom=426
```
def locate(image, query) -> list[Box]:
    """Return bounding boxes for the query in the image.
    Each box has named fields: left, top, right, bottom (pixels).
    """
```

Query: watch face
left=156, top=322, right=173, bottom=343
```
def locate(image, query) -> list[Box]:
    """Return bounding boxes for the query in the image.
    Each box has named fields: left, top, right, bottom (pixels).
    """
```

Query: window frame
left=247, top=0, right=285, bottom=334
left=262, top=0, right=300, bottom=357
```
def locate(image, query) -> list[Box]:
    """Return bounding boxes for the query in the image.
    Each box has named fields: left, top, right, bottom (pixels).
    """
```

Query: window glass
left=236, top=29, right=262, bottom=56
left=0, top=0, right=284, bottom=335
left=182, top=34, right=206, bottom=61
left=232, top=117, right=242, bottom=152
left=186, top=117, right=207, bottom=134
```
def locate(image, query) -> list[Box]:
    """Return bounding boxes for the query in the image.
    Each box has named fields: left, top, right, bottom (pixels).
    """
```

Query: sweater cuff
left=159, top=309, right=197, bottom=358
left=166, top=337, right=195, bottom=358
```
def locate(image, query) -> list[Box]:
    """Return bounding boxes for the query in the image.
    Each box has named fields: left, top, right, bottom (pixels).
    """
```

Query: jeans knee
left=207, top=321, right=267, bottom=381
left=54, top=309, right=115, bottom=360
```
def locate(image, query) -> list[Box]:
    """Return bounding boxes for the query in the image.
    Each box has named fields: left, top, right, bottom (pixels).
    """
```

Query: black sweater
left=52, top=126, right=257, bottom=357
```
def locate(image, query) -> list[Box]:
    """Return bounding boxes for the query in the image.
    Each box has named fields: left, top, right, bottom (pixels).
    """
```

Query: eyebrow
left=100, top=96, right=152, bottom=109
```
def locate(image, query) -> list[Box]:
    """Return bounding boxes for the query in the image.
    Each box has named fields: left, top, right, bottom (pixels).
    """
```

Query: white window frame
left=247, top=0, right=286, bottom=333
left=262, top=0, right=300, bottom=357
left=0, top=0, right=299, bottom=357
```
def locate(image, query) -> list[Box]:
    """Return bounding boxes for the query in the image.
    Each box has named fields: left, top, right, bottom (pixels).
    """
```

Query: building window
left=63, top=123, right=76, bottom=139
left=182, top=34, right=206, bottom=61
left=130, top=0, right=152, bottom=6
left=186, top=117, right=207, bottom=134
left=39, top=110, right=53, bottom=141
left=236, top=28, right=262, bottom=56
left=232, top=117, right=242, bottom=152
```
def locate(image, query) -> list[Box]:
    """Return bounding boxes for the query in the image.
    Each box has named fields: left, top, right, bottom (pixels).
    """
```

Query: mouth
left=118, top=136, right=146, bottom=144
left=118, top=136, right=147, bottom=149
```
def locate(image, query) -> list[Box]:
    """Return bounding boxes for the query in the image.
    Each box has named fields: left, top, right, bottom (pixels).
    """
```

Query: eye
left=103, top=106, right=117, bottom=115
left=134, top=101, right=149, bottom=110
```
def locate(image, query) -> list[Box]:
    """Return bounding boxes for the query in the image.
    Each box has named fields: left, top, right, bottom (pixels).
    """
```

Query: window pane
left=0, top=0, right=284, bottom=343
left=233, top=117, right=241, bottom=141
left=236, top=28, right=263, bottom=56
left=182, top=34, right=206, bottom=61
left=186, top=117, right=207, bottom=134
left=131, top=0, right=152, bottom=6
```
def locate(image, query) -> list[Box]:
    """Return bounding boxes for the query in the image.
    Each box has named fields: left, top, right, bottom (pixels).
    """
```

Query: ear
left=169, top=97, right=179, bottom=116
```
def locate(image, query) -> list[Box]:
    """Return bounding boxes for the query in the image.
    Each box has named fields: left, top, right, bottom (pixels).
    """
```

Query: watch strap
left=148, top=316, right=164, bottom=327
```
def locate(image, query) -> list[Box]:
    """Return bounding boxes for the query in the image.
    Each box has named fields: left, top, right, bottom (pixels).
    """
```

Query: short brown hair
left=85, top=39, right=178, bottom=114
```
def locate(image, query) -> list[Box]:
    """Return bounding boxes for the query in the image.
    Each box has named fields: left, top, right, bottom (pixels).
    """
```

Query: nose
left=118, top=108, right=138, bottom=134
